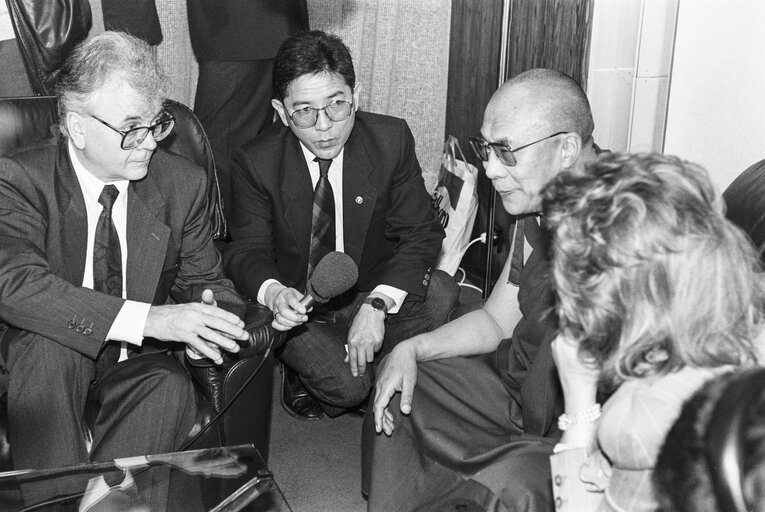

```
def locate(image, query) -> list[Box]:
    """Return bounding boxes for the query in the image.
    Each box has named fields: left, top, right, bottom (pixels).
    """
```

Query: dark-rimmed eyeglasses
left=469, top=132, right=567, bottom=167
left=288, top=100, right=354, bottom=129
left=91, top=113, right=175, bottom=150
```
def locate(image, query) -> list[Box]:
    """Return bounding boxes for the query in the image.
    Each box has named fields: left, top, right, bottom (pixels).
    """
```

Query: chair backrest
left=0, top=96, right=227, bottom=240
left=723, top=158, right=765, bottom=262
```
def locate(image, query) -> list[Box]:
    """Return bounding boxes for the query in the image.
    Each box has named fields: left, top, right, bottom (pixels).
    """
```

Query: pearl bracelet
left=557, top=403, right=602, bottom=431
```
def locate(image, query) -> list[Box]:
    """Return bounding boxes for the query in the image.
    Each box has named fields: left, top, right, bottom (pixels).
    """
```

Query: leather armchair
left=723, top=158, right=765, bottom=261
left=0, top=96, right=275, bottom=502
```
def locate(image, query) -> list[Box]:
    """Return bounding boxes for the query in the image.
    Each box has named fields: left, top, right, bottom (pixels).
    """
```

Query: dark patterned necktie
left=93, top=185, right=122, bottom=366
left=93, top=184, right=122, bottom=298
left=308, top=157, right=335, bottom=280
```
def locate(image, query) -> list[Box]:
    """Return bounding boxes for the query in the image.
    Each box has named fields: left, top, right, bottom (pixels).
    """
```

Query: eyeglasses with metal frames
left=288, top=100, right=354, bottom=129
left=90, top=113, right=175, bottom=150
left=469, top=131, right=567, bottom=167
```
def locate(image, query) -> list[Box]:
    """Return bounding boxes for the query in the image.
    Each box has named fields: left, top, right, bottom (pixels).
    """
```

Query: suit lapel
left=126, top=171, right=170, bottom=303
left=281, top=135, right=313, bottom=267
left=55, top=139, right=88, bottom=286
left=342, top=130, right=378, bottom=266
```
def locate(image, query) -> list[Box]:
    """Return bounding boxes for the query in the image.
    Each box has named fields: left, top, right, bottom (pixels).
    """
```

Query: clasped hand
left=267, top=284, right=308, bottom=331
left=144, top=289, right=247, bottom=365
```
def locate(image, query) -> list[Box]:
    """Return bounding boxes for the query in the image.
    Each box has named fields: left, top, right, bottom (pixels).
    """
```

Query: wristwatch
left=363, top=296, right=389, bottom=316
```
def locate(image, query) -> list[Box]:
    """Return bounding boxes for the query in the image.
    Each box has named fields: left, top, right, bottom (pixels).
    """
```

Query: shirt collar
left=67, top=140, right=130, bottom=205
left=299, top=142, right=345, bottom=172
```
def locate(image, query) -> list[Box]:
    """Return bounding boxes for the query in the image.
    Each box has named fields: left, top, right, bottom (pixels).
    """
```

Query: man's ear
left=560, top=132, right=583, bottom=169
left=352, top=83, right=362, bottom=112
left=67, top=112, right=87, bottom=150
left=272, top=99, right=290, bottom=127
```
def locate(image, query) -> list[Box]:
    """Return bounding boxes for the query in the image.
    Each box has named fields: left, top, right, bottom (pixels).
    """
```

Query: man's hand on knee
left=346, top=306, right=385, bottom=377
left=144, top=289, right=247, bottom=365
left=373, top=342, right=418, bottom=436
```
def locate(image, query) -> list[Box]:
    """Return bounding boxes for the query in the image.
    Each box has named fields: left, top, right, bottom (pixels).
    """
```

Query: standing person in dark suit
left=100, top=0, right=162, bottom=46
left=187, top=0, right=309, bottom=221
left=366, top=69, right=597, bottom=512
left=0, top=31, right=248, bottom=506
left=224, top=30, right=458, bottom=420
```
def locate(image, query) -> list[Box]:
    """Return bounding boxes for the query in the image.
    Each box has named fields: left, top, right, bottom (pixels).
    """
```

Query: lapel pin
left=355, top=196, right=363, bottom=204
left=151, top=232, right=160, bottom=240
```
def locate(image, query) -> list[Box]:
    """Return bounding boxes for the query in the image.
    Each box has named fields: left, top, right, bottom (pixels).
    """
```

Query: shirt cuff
left=106, top=300, right=150, bottom=346
left=372, top=285, right=407, bottom=314
left=258, top=279, right=281, bottom=307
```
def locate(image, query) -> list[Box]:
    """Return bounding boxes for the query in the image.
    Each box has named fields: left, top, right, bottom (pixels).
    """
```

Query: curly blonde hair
left=543, top=152, right=764, bottom=387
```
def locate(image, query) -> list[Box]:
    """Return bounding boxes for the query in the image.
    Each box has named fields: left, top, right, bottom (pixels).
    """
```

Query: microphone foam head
left=308, top=252, right=359, bottom=303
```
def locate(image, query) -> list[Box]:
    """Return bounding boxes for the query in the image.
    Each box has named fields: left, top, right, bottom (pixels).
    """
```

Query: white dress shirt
left=69, top=142, right=151, bottom=360
left=257, top=142, right=407, bottom=313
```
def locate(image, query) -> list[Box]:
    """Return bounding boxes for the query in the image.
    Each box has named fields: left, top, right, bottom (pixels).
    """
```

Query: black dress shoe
left=281, top=364, right=324, bottom=420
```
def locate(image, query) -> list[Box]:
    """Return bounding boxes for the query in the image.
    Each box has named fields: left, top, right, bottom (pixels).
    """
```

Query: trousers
left=278, top=269, right=459, bottom=416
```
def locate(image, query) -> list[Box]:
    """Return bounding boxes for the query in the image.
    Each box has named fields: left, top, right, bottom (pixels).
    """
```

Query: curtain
left=504, top=0, right=593, bottom=87
left=308, top=0, right=452, bottom=190
left=155, top=0, right=198, bottom=109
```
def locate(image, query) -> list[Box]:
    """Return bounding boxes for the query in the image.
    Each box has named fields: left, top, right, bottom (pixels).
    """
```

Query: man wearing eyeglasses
left=366, top=69, right=598, bottom=511
left=225, top=30, right=457, bottom=421
left=0, top=32, right=248, bottom=505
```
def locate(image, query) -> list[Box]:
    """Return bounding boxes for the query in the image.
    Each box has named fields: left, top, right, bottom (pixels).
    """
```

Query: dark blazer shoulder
left=3, top=138, right=59, bottom=171
left=350, top=111, right=412, bottom=147
left=239, top=122, right=292, bottom=155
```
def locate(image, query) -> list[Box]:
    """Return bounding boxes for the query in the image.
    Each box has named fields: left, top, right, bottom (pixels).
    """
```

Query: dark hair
left=654, top=368, right=765, bottom=512
left=272, top=30, right=355, bottom=101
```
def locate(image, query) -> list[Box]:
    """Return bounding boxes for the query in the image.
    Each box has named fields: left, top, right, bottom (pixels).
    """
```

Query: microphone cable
left=179, top=339, right=274, bottom=451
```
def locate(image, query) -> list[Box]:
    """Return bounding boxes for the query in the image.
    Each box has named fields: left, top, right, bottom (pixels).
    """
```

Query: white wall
left=663, top=0, right=765, bottom=193
left=587, top=0, right=678, bottom=153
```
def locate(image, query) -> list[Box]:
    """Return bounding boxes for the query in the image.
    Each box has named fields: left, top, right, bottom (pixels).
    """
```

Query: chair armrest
left=240, top=302, right=277, bottom=358
left=187, top=302, right=279, bottom=412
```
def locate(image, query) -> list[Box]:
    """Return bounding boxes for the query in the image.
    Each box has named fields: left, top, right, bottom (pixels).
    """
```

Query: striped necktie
left=308, top=157, right=336, bottom=280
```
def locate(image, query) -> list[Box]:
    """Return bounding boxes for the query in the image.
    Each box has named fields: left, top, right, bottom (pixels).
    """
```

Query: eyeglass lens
left=122, top=118, right=175, bottom=149
left=469, top=137, right=516, bottom=167
left=291, top=101, right=353, bottom=128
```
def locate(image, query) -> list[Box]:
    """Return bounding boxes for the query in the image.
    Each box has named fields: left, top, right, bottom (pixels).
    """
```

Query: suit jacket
left=0, top=137, right=244, bottom=360
left=101, top=0, right=162, bottom=46
left=186, top=0, right=309, bottom=61
left=224, top=111, right=444, bottom=303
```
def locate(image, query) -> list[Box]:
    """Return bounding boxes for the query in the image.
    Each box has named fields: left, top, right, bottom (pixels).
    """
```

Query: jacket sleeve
left=374, top=119, right=444, bottom=297
left=222, top=148, right=281, bottom=302
left=166, top=159, right=245, bottom=318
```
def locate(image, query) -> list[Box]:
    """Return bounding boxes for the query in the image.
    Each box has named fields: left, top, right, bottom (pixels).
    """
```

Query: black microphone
left=300, top=251, right=359, bottom=308
left=240, top=251, right=358, bottom=356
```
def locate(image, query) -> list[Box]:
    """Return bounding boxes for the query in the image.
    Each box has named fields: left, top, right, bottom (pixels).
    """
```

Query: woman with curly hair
left=542, top=152, right=765, bottom=511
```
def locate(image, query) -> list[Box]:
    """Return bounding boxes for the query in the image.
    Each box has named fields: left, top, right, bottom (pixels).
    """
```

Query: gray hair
left=55, top=31, right=168, bottom=136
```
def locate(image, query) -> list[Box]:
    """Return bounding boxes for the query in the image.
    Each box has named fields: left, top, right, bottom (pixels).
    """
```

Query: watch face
left=367, top=297, right=387, bottom=313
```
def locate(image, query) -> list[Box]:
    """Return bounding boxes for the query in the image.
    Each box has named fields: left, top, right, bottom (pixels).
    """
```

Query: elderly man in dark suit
left=0, top=32, right=248, bottom=505
left=224, top=30, right=458, bottom=420
left=367, top=69, right=598, bottom=512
